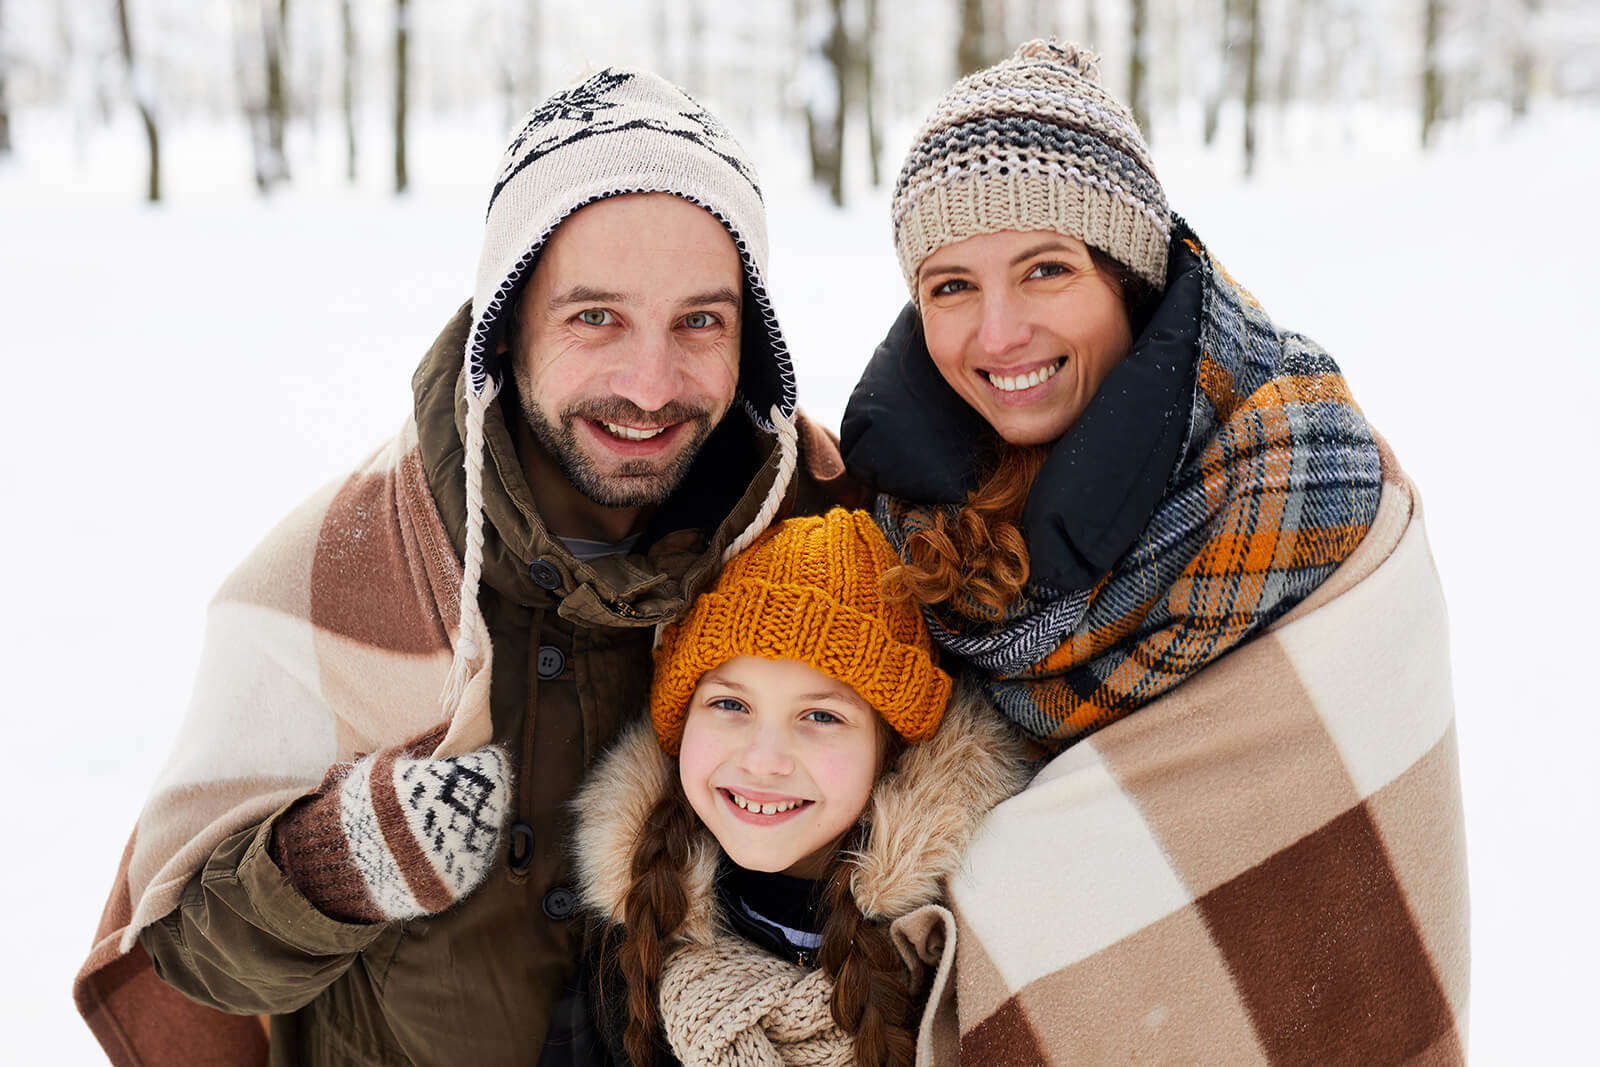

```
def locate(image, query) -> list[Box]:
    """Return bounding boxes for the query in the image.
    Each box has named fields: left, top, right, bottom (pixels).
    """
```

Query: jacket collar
left=840, top=223, right=1206, bottom=592
left=414, top=303, right=796, bottom=626
left=571, top=681, right=1029, bottom=947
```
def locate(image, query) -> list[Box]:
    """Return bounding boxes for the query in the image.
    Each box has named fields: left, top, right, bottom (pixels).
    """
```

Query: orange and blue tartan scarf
left=877, top=238, right=1382, bottom=751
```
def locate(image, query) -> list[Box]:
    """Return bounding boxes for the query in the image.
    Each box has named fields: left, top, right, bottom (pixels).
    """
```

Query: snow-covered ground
left=3, top=99, right=1596, bottom=1064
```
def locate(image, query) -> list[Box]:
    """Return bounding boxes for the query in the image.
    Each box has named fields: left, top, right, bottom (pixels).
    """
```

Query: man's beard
left=522, top=396, right=718, bottom=509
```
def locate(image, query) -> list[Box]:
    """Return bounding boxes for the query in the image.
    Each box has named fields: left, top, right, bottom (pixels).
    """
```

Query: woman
left=841, top=41, right=1470, bottom=1064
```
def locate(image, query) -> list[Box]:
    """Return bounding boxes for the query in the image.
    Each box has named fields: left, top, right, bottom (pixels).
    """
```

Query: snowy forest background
left=3, top=0, right=1599, bottom=1063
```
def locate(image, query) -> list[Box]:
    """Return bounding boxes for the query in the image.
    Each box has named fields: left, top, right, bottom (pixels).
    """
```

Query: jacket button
left=542, top=885, right=578, bottom=921
left=507, top=822, right=535, bottom=874
left=536, top=644, right=566, bottom=680
left=528, top=558, right=561, bottom=590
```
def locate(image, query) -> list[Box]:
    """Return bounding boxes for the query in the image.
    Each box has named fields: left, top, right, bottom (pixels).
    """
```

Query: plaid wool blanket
left=893, top=446, right=1469, bottom=1064
left=73, top=417, right=494, bottom=1066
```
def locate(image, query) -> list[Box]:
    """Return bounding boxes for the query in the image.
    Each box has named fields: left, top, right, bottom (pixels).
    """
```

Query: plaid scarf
left=876, top=235, right=1382, bottom=751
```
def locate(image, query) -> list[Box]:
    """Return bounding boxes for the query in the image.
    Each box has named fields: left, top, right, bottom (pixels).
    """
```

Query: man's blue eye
left=683, top=311, right=715, bottom=329
left=578, top=309, right=613, bottom=326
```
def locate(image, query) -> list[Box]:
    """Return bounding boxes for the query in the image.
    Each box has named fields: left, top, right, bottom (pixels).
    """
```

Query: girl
left=567, top=508, right=1027, bottom=1067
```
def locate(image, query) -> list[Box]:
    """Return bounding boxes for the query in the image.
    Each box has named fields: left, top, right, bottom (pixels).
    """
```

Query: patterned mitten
left=271, top=727, right=512, bottom=922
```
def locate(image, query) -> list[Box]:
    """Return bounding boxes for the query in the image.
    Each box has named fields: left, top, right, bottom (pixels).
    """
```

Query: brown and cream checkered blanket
left=893, top=449, right=1469, bottom=1064
left=73, top=417, right=494, bottom=1066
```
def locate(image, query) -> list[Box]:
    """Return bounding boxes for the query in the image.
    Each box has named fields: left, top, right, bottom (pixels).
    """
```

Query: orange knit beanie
left=651, top=508, right=952, bottom=754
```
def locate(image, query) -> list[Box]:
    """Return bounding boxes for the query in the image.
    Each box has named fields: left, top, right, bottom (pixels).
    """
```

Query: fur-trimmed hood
left=572, top=679, right=1029, bottom=946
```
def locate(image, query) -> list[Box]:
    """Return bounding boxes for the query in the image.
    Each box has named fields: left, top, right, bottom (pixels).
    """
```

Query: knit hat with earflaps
left=650, top=508, right=953, bottom=753
left=892, top=39, right=1171, bottom=296
left=440, top=69, right=800, bottom=718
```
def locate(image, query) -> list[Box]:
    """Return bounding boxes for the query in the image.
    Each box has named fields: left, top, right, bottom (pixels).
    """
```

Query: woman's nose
left=977, top=292, right=1031, bottom=356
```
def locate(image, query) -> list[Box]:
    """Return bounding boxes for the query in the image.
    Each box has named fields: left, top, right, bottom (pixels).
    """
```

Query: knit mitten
left=271, top=727, right=512, bottom=923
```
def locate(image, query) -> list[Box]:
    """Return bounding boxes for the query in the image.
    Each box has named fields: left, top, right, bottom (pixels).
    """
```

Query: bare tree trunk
left=1276, top=0, right=1307, bottom=112
left=0, top=0, right=12, bottom=157
left=1421, top=0, right=1446, bottom=148
left=804, top=0, right=847, bottom=206
left=340, top=0, right=356, bottom=181
left=861, top=0, right=883, bottom=187
left=686, top=0, right=706, bottom=95
left=261, top=0, right=290, bottom=187
left=1128, top=0, right=1150, bottom=138
left=114, top=0, right=161, bottom=201
left=957, top=0, right=987, bottom=76
left=394, top=0, right=408, bottom=193
left=1509, top=0, right=1538, bottom=120
left=1204, top=0, right=1234, bottom=147
left=1241, top=0, right=1261, bottom=175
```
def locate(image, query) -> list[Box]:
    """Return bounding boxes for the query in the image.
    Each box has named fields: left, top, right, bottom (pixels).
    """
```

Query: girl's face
left=917, top=229, right=1134, bottom=447
left=678, top=655, right=884, bottom=880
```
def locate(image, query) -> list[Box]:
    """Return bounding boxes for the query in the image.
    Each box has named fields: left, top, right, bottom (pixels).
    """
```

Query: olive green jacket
left=135, top=306, right=853, bottom=1066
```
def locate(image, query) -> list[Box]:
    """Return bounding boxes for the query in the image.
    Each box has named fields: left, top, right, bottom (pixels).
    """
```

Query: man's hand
left=271, top=728, right=512, bottom=923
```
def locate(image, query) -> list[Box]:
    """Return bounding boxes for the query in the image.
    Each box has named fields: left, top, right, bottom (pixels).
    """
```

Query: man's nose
left=609, top=330, right=683, bottom=415
left=977, top=291, right=1031, bottom=357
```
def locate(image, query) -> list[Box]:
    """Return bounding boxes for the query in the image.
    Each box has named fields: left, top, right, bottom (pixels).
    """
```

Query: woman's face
left=917, top=230, right=1134, bottom=447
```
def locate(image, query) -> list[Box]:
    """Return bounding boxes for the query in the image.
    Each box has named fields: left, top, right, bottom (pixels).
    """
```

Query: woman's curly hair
left=881, top=444, right=1049, bottom=617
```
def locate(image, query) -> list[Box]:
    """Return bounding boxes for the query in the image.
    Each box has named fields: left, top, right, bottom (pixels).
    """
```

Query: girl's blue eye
left=578, top=308, right=613, bottom=326
left=683, top=311, right=716, bottom=329
left=709, top=696, right=747, bottom=713
left=804, top=709, right=840, bottom=725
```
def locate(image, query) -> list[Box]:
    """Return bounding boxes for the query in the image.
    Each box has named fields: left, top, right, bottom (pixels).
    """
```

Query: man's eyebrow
left=680, top=286, right=741, bottom=310
left=548, top=285, right=626, bottom=308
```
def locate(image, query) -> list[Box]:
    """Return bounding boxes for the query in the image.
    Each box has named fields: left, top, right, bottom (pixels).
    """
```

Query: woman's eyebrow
left=1010, top=240, right=1075, bottom=265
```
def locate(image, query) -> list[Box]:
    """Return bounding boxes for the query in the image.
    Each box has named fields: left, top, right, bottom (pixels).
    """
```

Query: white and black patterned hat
left=893, top=40, right=1171, bottom=295
left=469, top=67, right=795, bottom=430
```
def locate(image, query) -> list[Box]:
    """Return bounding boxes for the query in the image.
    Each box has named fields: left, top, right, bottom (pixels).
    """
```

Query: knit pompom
left=1014, top=38, right=1100, bottom=81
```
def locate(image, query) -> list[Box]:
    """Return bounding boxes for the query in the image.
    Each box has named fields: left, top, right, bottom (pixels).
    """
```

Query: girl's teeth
left=730, top=791, right=801, bottom=814
left=986, top=360, right=1061, bottom=392
left=601, top=421, right=666, bottom=441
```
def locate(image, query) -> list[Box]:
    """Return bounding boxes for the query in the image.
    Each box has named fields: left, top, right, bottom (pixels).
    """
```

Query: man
left=74, top=69, right=852, bottom=1066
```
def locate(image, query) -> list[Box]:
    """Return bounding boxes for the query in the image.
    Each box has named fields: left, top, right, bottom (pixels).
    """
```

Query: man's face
left=508, top=193, right=744, bottom=509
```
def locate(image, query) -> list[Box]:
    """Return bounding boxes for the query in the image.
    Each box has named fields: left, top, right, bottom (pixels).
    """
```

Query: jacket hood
left=572, top=680, right=1029, bottom=944
left=413, top=303, right=799, bottom=628
left=840, top=220, right=1206, bottom=592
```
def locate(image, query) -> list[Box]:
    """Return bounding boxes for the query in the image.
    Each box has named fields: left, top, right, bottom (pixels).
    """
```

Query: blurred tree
left=801, top=0, right=848, bottom=205
left=861, top=0, right=882, bottom=186
left=0, top=0, right=11, bottom=157
left=1509, top=0, right=1540, bottom=119
left=687, top=0, right=706, bottom=95
left=1129, top=0, right=1151, bottom=136
left=341, top=0, right=356, bottom=181
left=1204, top=0, right=1234, bottom=146
left=114, top=0, right=161, bottom=201
left=394, top=0, right=408, bottom=193
left=1422, top=0, right=1445, bottom=146
left=957, top=0, right=987, bottom=75
left=1242, top=0, right=1261, bottom=174
left=263, top=0, right=289, bottom=186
